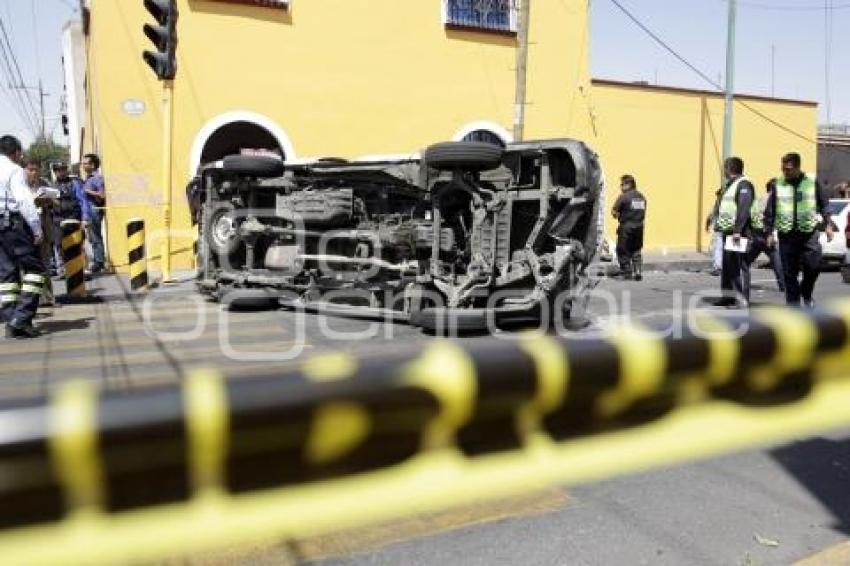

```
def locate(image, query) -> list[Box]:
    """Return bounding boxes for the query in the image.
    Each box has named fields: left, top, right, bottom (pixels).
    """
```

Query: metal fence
left=445, top=0, right=517, bottom=32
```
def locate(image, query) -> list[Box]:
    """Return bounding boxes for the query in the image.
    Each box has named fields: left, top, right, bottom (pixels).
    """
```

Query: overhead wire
left=0, top=13, right=40, bottom=137
left=0, top=36, right=35, bottom=132
left=607, top=0, right=850, bottom=155
left=0, top=44, right=37, bottom=136
left=824, top=0, right=833, bottom=125
left=731, top=0, right=850, bottom=10
left=30, top=0, right=45, bottom=139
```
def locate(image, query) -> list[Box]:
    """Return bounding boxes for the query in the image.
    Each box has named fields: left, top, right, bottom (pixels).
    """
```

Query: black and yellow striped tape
left=0, top=300, right=849, bottom=563
left=126, top=219, right=148, bottom=291
left=60, top=220, right=85, bottom=298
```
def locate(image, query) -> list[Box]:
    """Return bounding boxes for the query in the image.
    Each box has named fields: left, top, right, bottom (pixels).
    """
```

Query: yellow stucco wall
left=591, top=81, right=819, bottom=253
left=84, top=0, right=593, bottom=272
left=83, top=0, right=817, bottom=267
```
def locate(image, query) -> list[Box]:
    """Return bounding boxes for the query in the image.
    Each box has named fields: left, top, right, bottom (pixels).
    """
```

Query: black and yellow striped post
left=127, top=218, right=148, bottom=291
left=191, top=224, right=199, bottom=270
left=60, top=219, right=86, bottom=299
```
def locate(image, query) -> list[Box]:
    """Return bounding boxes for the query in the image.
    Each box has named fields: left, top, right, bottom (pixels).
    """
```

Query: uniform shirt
left=55, top=177, right=90, bottom=222
left=763, top=175, right=830, bottom=234
left=612, top=188, right=647, bottom=228
left=724, top=175, right=755, bottom=236
left=83, top=171, right=105, bottom=207
left=0, top=154, right=42, bottom=237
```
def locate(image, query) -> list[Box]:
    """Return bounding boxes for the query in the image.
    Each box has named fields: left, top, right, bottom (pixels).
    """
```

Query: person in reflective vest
left=763, top=152, right=833, bottom=308
left=746, top=182, right=784, bottom=293
left=712, top=156, right=753, bottom=307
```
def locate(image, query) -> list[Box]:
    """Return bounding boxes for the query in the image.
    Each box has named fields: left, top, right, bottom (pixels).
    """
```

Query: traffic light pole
left=160, top=79, right=174, bottom=283
left=513, top=0, right=531, bottom=142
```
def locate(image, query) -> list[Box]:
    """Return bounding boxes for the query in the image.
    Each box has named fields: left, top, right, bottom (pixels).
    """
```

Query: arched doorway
left=461, top=129, right=507, bottom=148
left=453, top=121, right=513, bottom=148
left=200, top=121, right=283, bottom=164
left=188, top=111, right=297, bottom=176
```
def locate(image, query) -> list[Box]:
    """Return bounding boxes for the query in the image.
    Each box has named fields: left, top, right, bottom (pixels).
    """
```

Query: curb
left=591, top=259, right=715, bottom=276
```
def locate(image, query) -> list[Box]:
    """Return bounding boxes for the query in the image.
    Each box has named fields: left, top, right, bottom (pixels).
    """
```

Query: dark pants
left=87, top=206, right=105, bottom=267
left=616, top=224, right=644, bottom=273
left=747, top=231, right=785, bottom=292
left=721, top=242, right=750, bottom=304
left=778, top=231, right=821, bottom=306
left=52, top=216, right=83, bottom=273
left=0, top=216, right=46, bottom=325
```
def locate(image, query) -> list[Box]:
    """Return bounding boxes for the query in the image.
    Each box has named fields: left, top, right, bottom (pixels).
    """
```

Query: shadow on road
left=771, top=437, right=850, bottom=535
left=37, top=317, right=95, bottom=334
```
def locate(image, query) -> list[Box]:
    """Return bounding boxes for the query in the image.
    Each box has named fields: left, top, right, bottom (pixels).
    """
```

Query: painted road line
left=0, top=357, right=315, bottom=401
left=290, top=489, right=569, bottom=562
left=794, top=540, right=850, bottom=565
left=0, top=340, right=306, bottom=375
left=0, top=323, right=294, bottom=357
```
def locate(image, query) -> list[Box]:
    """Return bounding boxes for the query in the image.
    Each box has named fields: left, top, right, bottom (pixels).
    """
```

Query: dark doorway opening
left=461, top=129, right=507, bottom=148
left=200, top=121, right=284, bottom=164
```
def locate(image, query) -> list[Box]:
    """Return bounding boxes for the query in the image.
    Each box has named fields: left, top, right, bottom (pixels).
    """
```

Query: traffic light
left=142, top=0, right=178, bottom=80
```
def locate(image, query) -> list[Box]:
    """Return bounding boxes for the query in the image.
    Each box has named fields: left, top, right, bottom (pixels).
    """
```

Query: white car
left=843, top=251, right=850, bottom=283
left=821, top=199, right=850, bottom=267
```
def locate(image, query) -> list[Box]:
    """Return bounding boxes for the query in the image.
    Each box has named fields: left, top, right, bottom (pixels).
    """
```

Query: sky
left=592, top=0, right=849, bottom=125
left=0, top=0, right=847, bottom=149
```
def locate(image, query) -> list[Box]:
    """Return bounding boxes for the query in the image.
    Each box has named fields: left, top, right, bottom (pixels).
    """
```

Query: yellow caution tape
left=1, top=299, right=850, bottom=564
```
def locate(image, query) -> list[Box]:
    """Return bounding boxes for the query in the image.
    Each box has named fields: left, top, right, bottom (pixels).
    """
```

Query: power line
left=0, top=13, right=40, bottom=135
left=30, top=0, right=41, bottom=84
left=0, top=34, right=38, bottom=136
left=824, top=0, right=833, bottom=125
left=730, top=0, right=850, bottom=10
left=607, top=0, right=847, bottom=154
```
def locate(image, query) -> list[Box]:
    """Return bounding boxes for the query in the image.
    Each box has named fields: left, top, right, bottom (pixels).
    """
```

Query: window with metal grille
left=443, top=0, right=517, bottom=33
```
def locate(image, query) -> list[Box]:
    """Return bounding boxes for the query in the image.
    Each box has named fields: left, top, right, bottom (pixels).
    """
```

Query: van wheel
left=207, top=202, right=242, bottom=257
left=423, top=142, right=503, bottom=172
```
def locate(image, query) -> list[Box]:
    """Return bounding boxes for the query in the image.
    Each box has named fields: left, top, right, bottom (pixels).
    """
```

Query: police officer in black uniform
left=611, top=174, right=647, bottom=281
left=51, top=162, right=85, bottom=276
left=0, top=135, right=46, bottom=338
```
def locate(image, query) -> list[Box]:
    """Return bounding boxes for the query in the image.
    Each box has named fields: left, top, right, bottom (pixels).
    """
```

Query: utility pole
left=771, top=44, right=776, bottom=98
left=143, top=0, right=178, bottom=283
left=38, top=80, right=46, bottom=139
left=161, top=80, right=175, bottom=282
left=11, top=82, right=48, bottom=140
left=513, top=0, right=531, bottom=142
left=721, top=0, right=737, bottom=163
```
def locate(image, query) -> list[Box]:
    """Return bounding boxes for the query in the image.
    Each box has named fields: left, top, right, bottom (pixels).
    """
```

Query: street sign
left=122, top=99, right=146, bottom=116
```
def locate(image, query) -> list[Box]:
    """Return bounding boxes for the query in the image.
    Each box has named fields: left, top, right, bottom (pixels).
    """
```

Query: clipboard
left=724, top=236, right=748, bottom=253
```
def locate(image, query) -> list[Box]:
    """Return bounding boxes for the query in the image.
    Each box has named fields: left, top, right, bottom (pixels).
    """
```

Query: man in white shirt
left=0, top=135, right=47, bottom=338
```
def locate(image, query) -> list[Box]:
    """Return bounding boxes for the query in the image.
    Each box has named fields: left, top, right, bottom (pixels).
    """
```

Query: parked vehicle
left=821, top=199, right=850, bottom=268
left=194, top=139, right=605, bottom=331
left=842, top=202, right=850, bottom=283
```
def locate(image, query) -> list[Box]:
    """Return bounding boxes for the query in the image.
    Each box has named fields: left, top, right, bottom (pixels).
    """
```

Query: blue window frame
left=445, top=0, right=516, bottom=33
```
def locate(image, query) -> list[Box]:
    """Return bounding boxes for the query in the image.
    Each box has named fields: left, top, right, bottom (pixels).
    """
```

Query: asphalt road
left=304, top=270, right=850, bottom=566
left=2, top=266, right=848, bottom=564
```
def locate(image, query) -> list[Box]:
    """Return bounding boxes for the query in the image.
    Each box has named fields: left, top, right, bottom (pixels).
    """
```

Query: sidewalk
left=591, top=251, right=715, bottom=276
left=54, top=270, right=198, bottom=303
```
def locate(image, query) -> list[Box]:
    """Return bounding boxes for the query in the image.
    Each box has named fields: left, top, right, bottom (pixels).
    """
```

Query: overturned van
left=195, top=139, right=605, bottom=331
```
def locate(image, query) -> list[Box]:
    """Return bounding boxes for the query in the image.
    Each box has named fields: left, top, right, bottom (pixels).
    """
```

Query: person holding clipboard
left=712, top=157, right=754, bottom=308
